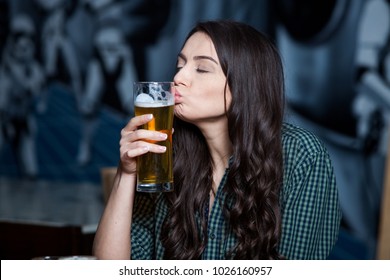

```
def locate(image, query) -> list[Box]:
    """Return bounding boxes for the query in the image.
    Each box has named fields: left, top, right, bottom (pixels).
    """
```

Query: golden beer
left=134, top=103, right=174, bottom=192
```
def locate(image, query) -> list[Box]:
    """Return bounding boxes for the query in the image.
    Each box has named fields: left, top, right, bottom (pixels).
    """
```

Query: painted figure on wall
left=0, top=14, right=45, bottom=178
left=34, top=0, right=81, bottom=103
left=77, top=0, right=138, bottom=165
left=77, top=23, right=137, bottom=165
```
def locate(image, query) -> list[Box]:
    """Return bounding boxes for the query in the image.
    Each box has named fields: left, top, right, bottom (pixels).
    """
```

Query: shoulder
left=279, top=125, right=340, bottom=259
left=281, top=122, right=334, bottom=187
left=282, top=122, right=328, bottom=157
left=281, top=121, right=337, bottom=179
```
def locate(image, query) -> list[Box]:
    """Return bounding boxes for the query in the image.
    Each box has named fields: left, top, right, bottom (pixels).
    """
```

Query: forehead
left=181, top=31, right=218, bottom=59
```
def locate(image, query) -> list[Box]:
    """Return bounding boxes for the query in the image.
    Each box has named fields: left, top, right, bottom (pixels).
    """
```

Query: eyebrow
left=178, top=53, right=219, bottom=65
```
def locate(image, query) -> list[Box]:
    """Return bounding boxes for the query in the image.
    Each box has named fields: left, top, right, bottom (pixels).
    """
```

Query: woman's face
left=173, top=31, right=231, bottom=125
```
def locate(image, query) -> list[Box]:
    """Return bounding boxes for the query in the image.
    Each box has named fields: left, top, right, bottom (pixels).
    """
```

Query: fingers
left=124, top=128, right=168, bottom=143
left=123, top=141, right=166, bottom=159
left=120, top=114, right=168, bottom=157
left=119, top=114, right=170, bottom=175
left=122, top=114, right=153, bottom=133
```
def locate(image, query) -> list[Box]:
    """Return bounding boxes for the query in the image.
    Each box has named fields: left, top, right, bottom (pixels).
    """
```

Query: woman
left=93, top=20, right=341, bottom=260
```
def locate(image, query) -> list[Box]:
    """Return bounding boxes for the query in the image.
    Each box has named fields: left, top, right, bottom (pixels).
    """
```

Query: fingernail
left=146, top=114, right=153, bottom=120
left=159, top=146, right=167, bottom=152
left=159, top=133, right=167, bottom=139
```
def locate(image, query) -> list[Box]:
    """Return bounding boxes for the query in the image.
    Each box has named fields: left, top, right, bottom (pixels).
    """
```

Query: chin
left=174, top=112, right=190, bottom=124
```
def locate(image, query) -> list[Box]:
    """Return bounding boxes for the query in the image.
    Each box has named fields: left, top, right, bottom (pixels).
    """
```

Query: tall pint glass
left=133, top=82, right=174, bottom=192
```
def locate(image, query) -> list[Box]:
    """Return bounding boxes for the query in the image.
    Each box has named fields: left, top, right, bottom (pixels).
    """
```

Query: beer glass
left=133, top=82, right=174, bottom=192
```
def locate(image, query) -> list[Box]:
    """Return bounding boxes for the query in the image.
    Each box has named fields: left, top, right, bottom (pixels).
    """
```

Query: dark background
left=0, top=0, right=388, bottom=259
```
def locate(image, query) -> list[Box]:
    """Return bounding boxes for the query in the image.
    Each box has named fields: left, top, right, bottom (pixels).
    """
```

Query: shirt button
left=209, top=233, right=216, bottom=240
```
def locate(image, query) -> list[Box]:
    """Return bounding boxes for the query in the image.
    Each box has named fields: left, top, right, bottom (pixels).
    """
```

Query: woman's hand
left=119, top=113, right=168, bottom=175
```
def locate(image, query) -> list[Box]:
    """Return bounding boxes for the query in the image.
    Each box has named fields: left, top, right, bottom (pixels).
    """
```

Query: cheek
left=202, top=91, right=229, bottom=114
left=225, top=89, right=232, bottom=109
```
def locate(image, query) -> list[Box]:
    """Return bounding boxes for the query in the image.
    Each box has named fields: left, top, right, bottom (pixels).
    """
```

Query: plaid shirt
left=130, top=123, right=342, bottom=259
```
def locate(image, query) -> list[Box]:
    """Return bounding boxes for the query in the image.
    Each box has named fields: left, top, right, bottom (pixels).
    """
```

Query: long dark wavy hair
left=161, top=20, right=285, bottom=259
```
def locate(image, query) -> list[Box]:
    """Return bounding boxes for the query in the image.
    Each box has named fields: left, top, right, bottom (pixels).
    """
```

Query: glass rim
left=133, top=81, right=173, bottom=85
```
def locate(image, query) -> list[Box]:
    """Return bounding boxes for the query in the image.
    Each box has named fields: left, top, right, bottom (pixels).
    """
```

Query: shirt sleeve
left=131, top=193, right=156, bottom=259
left=279, top=146, right=342, bottom=259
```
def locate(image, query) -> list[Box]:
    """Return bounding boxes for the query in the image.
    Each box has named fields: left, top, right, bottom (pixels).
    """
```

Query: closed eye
left=196, top=68, right=209, bottom=73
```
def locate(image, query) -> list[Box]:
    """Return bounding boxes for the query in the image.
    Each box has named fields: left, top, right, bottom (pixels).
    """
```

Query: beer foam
left=135, top=102, right=170, bottom=108
left=135, top=93, right=173, bottom=107
left=135, top=93, right=154, bottom=103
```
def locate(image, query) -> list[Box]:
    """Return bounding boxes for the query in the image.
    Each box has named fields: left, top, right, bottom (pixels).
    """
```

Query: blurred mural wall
left=275, top=0, right=390, bottom=258
left=0, top=0, right=389, bottom=258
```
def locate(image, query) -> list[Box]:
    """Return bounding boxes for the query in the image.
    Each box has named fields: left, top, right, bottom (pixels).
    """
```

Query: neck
left=197, top=122, right=232, bottom=194
left=199, top=122, right=232, bottom=165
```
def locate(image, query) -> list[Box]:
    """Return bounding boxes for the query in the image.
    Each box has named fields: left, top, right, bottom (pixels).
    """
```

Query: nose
left=173, top=67, right=189, bottom=87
